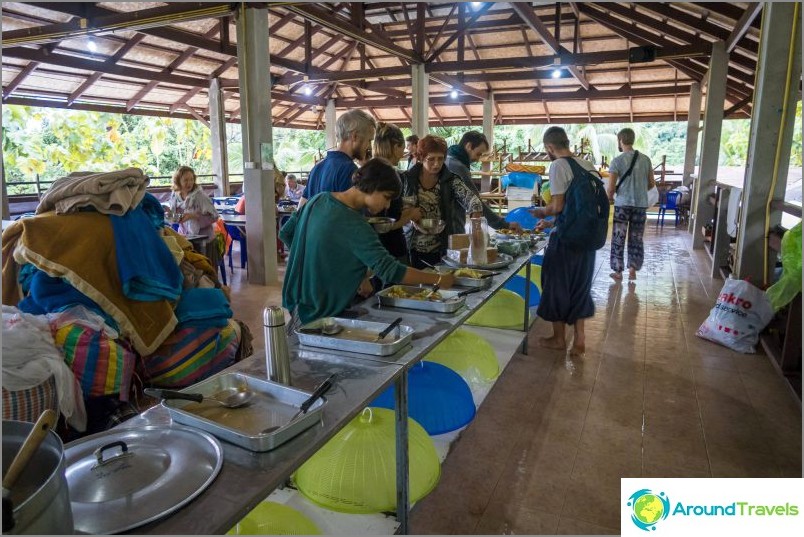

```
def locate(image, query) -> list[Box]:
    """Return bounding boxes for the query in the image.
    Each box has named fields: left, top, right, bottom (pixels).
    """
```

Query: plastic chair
left=225, top=225, right=247, bottom=270
left=657, top=191, right=681, bottom=227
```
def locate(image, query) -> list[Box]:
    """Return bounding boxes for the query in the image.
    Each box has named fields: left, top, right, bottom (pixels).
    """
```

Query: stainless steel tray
left=441, top=252, right=515, bottom=270
left=376, top=285, right=466, bottom=313
left=423, top=267, right=494, bottom=289
left=160, top=372, right=325, bottom=452
left=296, top=317, right=414, bottom=356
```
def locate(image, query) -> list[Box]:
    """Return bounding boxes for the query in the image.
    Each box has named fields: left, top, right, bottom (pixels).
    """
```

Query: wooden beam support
left=3, top=62, right=40, bottom=100
left=511, top=2, right=590, bottom=90
left=426, top=2, right=493, bottom=61
left=183, top=105, right=210, bottom=128
left=285, top=3, right=420, bottom=63
left=429, top=73, right=489, bottom=100
left=726, top=3, right=764, bottom=53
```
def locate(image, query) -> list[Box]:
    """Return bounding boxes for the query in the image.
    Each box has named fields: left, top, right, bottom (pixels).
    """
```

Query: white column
left=735, top=2, right=801, bottom=284
left=481, top=93, right=495, bottom=192
left=691, top=41, right=728, bottom=250
left=411, top=64, right=429, bottom=138
left=208, top=78, right=230, bottom=196
left=325, top=99, right=337, bottom=150
left=236, top=4, right=277, bottom=285
left=682, top=81, right=702, bottom=188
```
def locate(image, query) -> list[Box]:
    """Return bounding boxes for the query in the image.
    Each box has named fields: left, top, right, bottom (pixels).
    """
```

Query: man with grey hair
left=298, top=109, right=376, bottom=207
left=529, top=126, right=599, bottom=356
left=606, top=127, right=655, bottom=281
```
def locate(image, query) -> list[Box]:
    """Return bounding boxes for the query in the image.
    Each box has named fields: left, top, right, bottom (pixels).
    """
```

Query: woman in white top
left=168, top=166, right=218, bottom=240
left=168, top=166, right=221, bottom=268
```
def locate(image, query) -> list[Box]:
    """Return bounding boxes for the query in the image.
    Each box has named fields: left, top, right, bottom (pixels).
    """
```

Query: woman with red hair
left=401, top=135, right=483, bottom=268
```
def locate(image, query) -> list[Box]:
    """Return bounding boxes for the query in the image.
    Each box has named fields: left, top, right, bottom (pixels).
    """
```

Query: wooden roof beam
left=426, top=2, right=493, bottom=61
left=30, top=2, right=307, bottom=74
left=2, top=3, right=234, bottom=48
left=183, top=105, right=210, bottom=128
left=726, top=3, right=764, bottom=53
left=67, top=33, right=145, bottom=105
left=285, top=3, right=421, bottom=63
left=3, top=62, right=40, bottom=101
left=429, top=73, right=489, bottom=100
left=510, top=2, right=590, bottom=90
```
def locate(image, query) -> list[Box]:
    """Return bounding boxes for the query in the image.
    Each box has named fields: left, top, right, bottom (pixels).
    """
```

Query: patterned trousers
left=610, top=206, right=647, bottom=272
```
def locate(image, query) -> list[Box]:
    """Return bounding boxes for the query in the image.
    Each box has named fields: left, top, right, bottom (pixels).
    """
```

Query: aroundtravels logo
left=627, top=489, right=671, bottom=531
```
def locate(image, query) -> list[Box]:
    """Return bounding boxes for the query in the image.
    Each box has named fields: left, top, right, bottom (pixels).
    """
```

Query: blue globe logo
left=627, top=489, right=670, bottom=531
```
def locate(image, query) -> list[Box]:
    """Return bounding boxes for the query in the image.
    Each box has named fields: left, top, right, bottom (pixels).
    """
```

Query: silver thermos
left=263, top=306, right=292, bottom=385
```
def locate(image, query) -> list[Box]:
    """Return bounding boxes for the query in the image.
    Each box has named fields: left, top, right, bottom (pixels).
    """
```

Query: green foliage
left=4, top=102, right=801, bottom=196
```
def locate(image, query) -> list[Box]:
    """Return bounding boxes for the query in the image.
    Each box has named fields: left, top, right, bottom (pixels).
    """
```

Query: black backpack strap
left=615, top=151, right=639, bottom=193
left=561, top=156, right=602, bottom=182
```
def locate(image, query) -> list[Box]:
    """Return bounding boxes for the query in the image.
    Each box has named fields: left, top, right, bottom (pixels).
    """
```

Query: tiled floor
left=223, top=221, right=802, bottom=535
left=408, top=221, right=803, bottom=535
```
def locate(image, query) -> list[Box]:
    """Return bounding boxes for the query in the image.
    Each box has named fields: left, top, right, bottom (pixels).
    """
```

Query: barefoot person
left=606, top=128, right=655, bottom=281
left=529, top=127, right=598, bottom=356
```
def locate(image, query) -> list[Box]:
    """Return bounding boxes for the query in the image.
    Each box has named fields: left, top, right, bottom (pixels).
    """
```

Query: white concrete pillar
left=325, top=99, right=337, bottom=150
left=682, top=81, right=702, bottom=188
left=236, top=4, right=277, bottom=285
left=411, top=64, right=429, bottom=138
left=734, top=3, right=801, bottom=284
left=208, top=78, right=230, bottom=196
left=481, top=94, right=495, bottom=192
left=691, top=41, right=728, bottom=250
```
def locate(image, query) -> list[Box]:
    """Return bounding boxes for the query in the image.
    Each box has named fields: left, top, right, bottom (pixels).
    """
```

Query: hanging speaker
left=628, top=45, right=657, bottom=63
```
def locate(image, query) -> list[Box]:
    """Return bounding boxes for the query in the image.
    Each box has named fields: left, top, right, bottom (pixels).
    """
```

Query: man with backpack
left=606, top=128, right=655, bottom=281
left=529, top=127, right=609, bottom=356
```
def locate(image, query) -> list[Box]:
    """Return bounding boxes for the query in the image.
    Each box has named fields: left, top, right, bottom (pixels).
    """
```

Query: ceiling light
left=87, top=37, right=97, bottom=52
left=551, top=69, right=562, bottom=79
left=471, top=2, right=483, bottom=8
left=450, top=89, right=459, bottom=99
left=303, top=85, right=312, bottom=96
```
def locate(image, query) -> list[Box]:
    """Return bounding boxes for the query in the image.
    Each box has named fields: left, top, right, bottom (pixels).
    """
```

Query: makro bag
left=696, top=277, right=774, bottom=354
left=555, top=157, right=610, bottom=250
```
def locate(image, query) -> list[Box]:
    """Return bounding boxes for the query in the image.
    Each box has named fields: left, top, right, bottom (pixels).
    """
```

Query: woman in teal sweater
left=280, top=158, right=455, bottom=324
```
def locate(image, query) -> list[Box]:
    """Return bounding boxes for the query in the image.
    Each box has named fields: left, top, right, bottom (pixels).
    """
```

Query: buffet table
left=131, top=239, right=546, bottom=534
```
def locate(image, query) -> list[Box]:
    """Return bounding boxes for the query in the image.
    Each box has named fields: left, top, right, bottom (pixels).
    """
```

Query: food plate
left=377, top=285, right=466, bottom=313
left=296, top=317, right=414, bottom=356
left=441, top=252, right=515, bottom=270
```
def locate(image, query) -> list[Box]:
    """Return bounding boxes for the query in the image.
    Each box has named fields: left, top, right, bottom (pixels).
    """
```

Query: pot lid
left=64, top=425, right=223, bottom=534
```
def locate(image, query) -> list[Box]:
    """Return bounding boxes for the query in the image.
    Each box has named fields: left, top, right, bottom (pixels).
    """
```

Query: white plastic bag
left=696, top=278, right=774, bottom=353
left=647, top=187, right=660, bottom=207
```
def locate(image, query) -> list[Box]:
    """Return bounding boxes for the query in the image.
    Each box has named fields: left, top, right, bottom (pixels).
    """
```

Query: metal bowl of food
left=367, top=217, right=396, bottom=234
left=413, top=218, right=445, bottom=235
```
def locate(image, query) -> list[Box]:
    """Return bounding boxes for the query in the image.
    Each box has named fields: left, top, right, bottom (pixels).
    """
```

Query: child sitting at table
left=235, top=169, right=286, bottom=215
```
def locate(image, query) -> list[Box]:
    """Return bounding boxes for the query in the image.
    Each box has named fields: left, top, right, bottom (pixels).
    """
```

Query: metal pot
left=2, top=420, right=74, bottom=534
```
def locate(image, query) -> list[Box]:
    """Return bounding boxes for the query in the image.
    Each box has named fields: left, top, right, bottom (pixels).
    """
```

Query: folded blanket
left=36, top=168, right=149, bottom=216
left=175, top=288, right=232, bottom=326
left=111, top=206, right=183, bottom=302
left=162, top=227, right=218, bottom=281
left=18, top=268, right=120, bottom=332
left=6, top=211, right=177, bottom=355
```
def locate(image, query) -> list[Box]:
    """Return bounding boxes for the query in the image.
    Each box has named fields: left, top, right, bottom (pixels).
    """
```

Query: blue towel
left=111, top=206, right=183, bottom=302
left=18, top=269, right=120, bottom=331
left=174, top=288, right=232, bottom=328
left=139, top=193, right=166, bottom=230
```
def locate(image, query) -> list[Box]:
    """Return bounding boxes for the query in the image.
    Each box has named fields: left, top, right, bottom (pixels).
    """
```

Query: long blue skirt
left=536, top=233, right=596, bottom=325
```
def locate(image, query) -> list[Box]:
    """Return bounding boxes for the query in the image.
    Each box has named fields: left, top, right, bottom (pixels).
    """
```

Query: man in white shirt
left=529, top=127, right=598, bottom=356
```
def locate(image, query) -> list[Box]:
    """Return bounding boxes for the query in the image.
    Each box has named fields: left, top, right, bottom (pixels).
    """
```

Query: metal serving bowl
left=414, top=218, right=445, bottom=235
left=366, top=217, right=396, bottom=234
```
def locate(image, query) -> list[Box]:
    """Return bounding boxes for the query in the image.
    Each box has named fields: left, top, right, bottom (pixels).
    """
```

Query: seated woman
left=401, top=135, right=483, bottom=269
left=169, top=166, right=220, bottom=266
left=280, top=158, right=455, bottom=325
